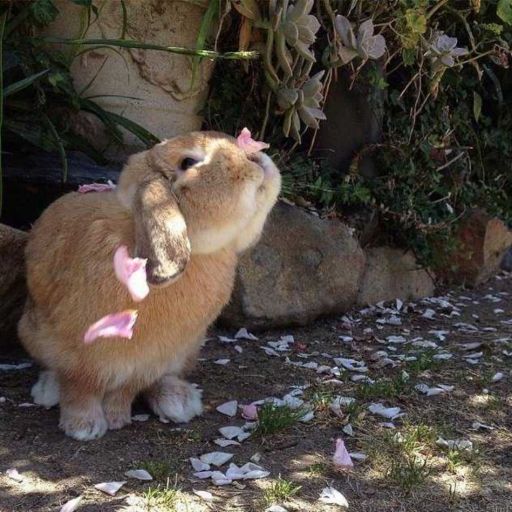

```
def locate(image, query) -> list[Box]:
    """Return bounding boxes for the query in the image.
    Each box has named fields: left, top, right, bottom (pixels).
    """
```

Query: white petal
left=94, top=481, right=126, bottom=496
left=6, top=468, right=23, bottom=482
left=491, top=372, right=504, bottom=383
left=60, top=496, right=83, bottom=512
left=216, top=400, right=238, bottom=417
left=266, top=506, right=288, bottom=512
left=124, top=469, right=153, bottom=481
left=349, top=452, right=367, bottom=461
left=219, top=426, right=244, bottom=440
left=319, top=486, right=349, bottom=507
left=214, top=359, right=230, bottom=365
left=199, top=452, right=234, bottom=467
left=193, top=471, right=213, bottom=479
left=190, top=458, right=211, bottom=472
left=193, top=489, right=214, bottom=501
left=131, top=414, right=150, bottom=422
left=368, top=403, right=403, bottom=419
left=235, top=328, right=258, bottom=341
left=342, top=424, right=354, bottom=436
left=214, top=438, right=241, bottom=448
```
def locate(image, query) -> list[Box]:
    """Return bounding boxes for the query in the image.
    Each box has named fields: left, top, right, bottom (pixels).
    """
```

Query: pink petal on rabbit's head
left=78, top=182, right=116, bottom=193
left=236, top=127, right=270, bottom=155
left=83, top=310, right=138, bottom=344
left=113, top=245, right=149, bottom=302
left=333, top=438, right=354, bottom=469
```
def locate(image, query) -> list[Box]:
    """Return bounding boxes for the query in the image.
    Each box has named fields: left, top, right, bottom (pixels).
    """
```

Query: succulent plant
left=278, top=70, right=326, bottom=141
left=426, top=32, right=468, bottom=72
left=271, top=0, right=321, bottom=77
left=334, top=15, right=387, bottom=64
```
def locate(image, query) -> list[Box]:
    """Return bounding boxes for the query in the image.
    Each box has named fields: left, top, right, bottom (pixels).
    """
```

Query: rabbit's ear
left=134, top=176, right=190, bottom=286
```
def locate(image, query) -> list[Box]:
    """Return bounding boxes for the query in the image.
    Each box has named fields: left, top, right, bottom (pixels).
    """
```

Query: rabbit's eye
left=179, top=157, right=199, bottom=171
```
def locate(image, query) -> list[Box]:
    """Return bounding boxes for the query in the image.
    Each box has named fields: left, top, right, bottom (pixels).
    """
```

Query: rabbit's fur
left=18, top=131, right=281, bottom=440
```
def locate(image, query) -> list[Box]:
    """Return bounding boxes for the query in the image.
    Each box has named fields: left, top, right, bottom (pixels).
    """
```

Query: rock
left=357, top=248, right=435, bottom=305
left=448, top=210, right=512, bottom=286
left=221, top=203, right=366, bottom=329
left=44, top=1, right=214, bottom=159
left=502, top=246, right=512, bottom=272
left=0, top=224, right=27, bottom=350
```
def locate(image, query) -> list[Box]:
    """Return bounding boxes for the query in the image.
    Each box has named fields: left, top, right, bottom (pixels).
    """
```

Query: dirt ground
left=0, top=273, right=511, bottom=512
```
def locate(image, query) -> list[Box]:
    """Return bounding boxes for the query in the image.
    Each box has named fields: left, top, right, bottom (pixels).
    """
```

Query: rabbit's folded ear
left=134, top=176, right=191, bottom=286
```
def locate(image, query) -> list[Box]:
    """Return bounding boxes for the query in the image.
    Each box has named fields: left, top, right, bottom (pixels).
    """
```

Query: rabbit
left=18, top=131, right=281, bottom=441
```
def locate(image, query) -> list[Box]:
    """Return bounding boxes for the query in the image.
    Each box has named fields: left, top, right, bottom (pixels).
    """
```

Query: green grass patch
left=255, top=403, right=306, bottom=436
left=263, top=476, right=302, bottom=506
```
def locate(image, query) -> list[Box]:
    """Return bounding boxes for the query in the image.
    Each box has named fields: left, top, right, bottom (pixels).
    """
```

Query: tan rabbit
left=18, top=131, right=281, bottom=441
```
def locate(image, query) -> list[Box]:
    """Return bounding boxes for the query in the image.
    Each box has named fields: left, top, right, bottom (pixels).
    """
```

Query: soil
left=0, top=274, right=511, bottom=512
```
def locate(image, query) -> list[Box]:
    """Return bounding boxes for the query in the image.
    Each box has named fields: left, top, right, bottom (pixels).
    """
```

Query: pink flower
left=333, top=438, right=354, bottom=469
left=84, top=310, right=138, bottom=344
left=78, top=182, right=116, bottom=193
left=236, top=127, right=270, bottom=155
left=113, top=245, right=149, bottom=302
left=241, top=403, right=258, bottom=420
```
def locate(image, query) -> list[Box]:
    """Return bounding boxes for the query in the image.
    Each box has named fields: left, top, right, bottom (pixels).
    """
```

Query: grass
left=362, top=423, right=437, bottom=493
left=263, top=476, right=302, bottom=506
left=407, top=350, right=442, bottom=376
left=356, top=373, right=410, bottom=400
left=308, top=462, right=328, bottom=476
left=142, top=479, right=181, bottom=511
left=255, top=403, right=306, bottom=436
left=140, top=460, right=178, bottom=482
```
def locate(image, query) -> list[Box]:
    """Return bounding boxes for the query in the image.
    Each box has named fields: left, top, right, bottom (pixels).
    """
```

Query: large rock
left=447, top=210, right=512, bottom=286
left=44, top=1, right=214, bottom=158
left=221, top=203, right=366, bottom=329
left=0, top=224, right=27, bottom=350
left=357, top=247, right=435, bottom=305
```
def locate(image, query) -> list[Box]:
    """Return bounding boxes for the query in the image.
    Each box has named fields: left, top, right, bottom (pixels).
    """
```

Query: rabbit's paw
left=59, top=403, right=108, bottom=441
left=146, top=375, right=203, bottom=423
left=105, top=408, right=132, bottom=430
left=31, top=370, right=60, bottom=408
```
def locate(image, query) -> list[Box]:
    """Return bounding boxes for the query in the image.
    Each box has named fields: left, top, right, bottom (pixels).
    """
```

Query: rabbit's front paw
left=146, top=375, right=203, bottom=423
left=31, top=370, right=60, bottom=408
left=59, top=403, right=108, bottom=441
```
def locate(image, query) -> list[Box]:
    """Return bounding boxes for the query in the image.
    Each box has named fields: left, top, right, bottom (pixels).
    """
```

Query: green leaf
left=497, top=0, right=512, bottom=25
left=473, top=92, right=482, bottom=122
left=405, top=9, right=427, bottom=34
left=105, top=111, right=160, bottom=147
left=3, top=69, right=50, bottom=97
left=30, top=0, right=59, bottom=26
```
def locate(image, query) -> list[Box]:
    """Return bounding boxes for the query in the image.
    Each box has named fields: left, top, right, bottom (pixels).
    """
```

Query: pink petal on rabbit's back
left=236, top=127, right=270, bottom=155
left=113, top=246, right=149, bottom=302
left=83, top=310, right=138, bottom=344
left=77, top=182, right=116, bottom=193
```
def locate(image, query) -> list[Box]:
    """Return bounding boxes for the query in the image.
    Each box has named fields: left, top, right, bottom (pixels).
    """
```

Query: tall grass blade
left=4, top=69, right=50, bottom=97
left=38, top=37, right=260, bottom=60
left=0, top=9, right=7, bottom=217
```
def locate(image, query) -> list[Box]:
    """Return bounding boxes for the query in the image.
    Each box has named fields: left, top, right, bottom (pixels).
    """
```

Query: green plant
left=206, top=0, right=512, bottom=266
left=0, top=0, right=258, bottom=216
left=255, top=403, right=306, bottom=436
left=140, top=460, right=177, bottom=482
left=263, top=476, right=302, bottom=505
left=142, top=479, right=181, bottom=511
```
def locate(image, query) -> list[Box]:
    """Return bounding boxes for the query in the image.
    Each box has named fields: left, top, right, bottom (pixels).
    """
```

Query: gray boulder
left=0, top=224, right=27, bottom=350
left=221, top=203, right=366, bottom=329
left=357, top=247, right=435, bottom=306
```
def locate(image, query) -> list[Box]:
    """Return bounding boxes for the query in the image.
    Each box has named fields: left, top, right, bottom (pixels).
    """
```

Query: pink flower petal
left=84, top=310, right=138, bottom=344
left=333, top=438, right=354, bottom=469
left=236, top=127, right=270, bottom=155
left=241, top=403, right=258, bottom=420
left=78, top=182, right=116, bottom=193
left=113, top=246, right=149, bottom=302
